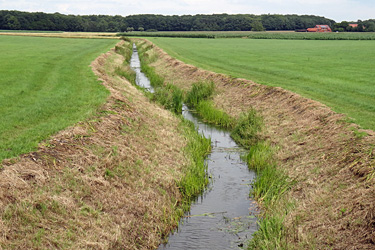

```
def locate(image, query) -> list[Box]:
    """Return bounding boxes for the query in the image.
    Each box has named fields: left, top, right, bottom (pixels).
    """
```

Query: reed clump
left=195, top=100, right=234, bottom=128
left=245, top=140, right=293, bottom=249
left=185, top=81, right=235, bottom=128
left=185, top=81, right=215, bottom=108
left=177, top=118, right=211, bottom=211
left=152, top=83, right=183, bottom=114
left=231, top=109, right=263, bottom=149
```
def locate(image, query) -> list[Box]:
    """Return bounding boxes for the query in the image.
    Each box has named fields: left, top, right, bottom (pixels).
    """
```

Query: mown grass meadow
left=0, top=36, right=117, bottom=161
left=148, top=37, right=375, bottom=130
left=119, top=31, right=375, bottom=40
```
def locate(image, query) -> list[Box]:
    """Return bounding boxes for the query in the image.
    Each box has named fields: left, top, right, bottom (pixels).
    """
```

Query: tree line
left=0, top=10, right=374, bottom=32
left=332, top=20, right=375, bottom=32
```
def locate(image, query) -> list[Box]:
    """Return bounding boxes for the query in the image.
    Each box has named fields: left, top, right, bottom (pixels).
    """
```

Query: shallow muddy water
left=130, top=44, right=258, bottom=249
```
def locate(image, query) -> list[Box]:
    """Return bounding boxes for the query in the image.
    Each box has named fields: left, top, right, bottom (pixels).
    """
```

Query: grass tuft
left=248, top=214, right=286, bottom=250
left=185, top=81, right=235, bottom=128
left=177, top=118, right=211, bottom=210
left=231, top=109, right=263, bottom=149
left=195, top=100, right=235, bottom=128
left=246, top=140, right=294, bottom=249
left=152, top=83, right=183, bottom=114
left=185, top=81, right=215, bottom=108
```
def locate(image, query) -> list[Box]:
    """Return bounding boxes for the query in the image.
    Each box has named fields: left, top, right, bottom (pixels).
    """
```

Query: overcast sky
left=0, top=0, right=374, bottom=22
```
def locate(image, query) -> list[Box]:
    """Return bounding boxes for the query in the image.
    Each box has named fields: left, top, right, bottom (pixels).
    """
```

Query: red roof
left=349, top=24, right=358, bottom=28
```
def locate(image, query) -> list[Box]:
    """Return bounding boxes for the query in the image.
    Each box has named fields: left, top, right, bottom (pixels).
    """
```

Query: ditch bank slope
left=143, top=39, right=375, bottom=249
left=0, top=44, right=198, bottom=249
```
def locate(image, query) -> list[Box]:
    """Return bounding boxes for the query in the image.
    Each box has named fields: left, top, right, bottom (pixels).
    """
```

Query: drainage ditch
left=130, top=44, right=258, bottom=250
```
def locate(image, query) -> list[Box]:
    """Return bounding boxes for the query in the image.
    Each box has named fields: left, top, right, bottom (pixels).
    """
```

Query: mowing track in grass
left=0, top=36, right=117, bottom=161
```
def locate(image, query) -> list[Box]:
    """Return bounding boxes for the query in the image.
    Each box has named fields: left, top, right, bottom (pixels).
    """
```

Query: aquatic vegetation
left=152, top=83, right=183, bottom=114
left=231, top=109, right=263, bottom=149
left=185, top=81, right=215, bottom=108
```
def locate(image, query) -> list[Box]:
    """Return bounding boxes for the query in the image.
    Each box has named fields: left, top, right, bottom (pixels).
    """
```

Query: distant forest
left=1, top=10, right=374, bottom=32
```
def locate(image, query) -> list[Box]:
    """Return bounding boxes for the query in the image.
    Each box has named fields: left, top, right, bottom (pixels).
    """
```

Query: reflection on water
left=130, top=44, right=258, bottom=250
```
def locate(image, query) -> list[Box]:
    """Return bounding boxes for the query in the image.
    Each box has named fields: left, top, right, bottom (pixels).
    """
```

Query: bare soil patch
left=0, top=43, right=190, bottom=249
left=146, top=39, right=375, bottom=249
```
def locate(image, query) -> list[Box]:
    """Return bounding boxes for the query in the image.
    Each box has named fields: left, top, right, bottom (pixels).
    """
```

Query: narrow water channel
left=130, top=44, right=258, bottom=250
left=130, top=44, right=154, bottom=93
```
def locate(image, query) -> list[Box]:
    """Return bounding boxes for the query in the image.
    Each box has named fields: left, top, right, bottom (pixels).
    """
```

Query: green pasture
left=0, top=36, right=117, bottom=161
left=120, top=31, right=375, bottom=40
left=149, top=37, right=375, bottom=130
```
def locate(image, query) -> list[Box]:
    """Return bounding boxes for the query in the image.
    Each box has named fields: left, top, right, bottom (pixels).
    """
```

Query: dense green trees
left=365, top=20, right=375, bottom=32
left=332, top=19, right=375, bottom=32
left=0, top=10, right=373, bottom=32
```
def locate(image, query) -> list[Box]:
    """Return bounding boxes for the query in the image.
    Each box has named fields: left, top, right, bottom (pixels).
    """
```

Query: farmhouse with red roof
left=307, top=25, right=332, bottom=32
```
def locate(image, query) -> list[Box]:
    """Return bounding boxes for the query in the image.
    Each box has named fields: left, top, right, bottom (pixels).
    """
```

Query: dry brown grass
left=0, top=42, right=191, bottom=249
left=144, top=39, right=375, bottom=249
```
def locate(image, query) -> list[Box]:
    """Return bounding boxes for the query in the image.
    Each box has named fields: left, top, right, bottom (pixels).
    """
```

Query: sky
left=0, top=0, right=374, bottom=22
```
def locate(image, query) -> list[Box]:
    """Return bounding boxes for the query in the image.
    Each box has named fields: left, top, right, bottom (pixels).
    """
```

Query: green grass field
left=149, top=37, right=375, bottom=130
left=120, top=31, right=375, bottom=40
left=0, top=36, right=117, bottom=161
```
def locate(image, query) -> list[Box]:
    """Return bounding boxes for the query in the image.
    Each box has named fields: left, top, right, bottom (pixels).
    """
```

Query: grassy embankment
left=133, top=38, right=375, bottom=249
left=148, top=37, right=375, bottom=131
left=0, top=37, right=210, bottom=249
left=134, top=39, right=292, bottom=249
left=0, top=36, right=117, bottom=161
